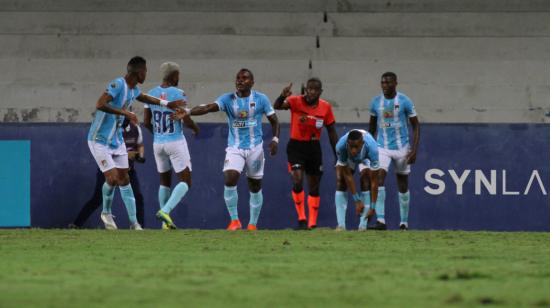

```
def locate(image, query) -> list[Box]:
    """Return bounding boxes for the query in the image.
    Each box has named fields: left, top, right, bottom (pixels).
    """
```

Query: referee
left=274, top=78, right=338, bottom=230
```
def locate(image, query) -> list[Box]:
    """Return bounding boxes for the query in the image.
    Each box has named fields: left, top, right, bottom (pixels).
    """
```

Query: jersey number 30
left=153, top=111, right=175, bottom=134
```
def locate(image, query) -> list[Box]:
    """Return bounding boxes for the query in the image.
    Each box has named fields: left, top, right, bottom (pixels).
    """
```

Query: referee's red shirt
left=287, top=95, right=336, bottom=141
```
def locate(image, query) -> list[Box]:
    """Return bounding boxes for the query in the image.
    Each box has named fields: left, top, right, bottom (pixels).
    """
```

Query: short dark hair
left=347, top=130, right=363, bottom=141
left=381, top=72, right=397, bottom=81
left=127, top=56, right=147, bottom=73
left=306, top=77, right=323, bottom=89
left=238, top=68, right=254, bottom=80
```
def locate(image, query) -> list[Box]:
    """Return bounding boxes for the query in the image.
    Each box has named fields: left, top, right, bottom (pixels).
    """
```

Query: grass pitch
left=1, top=229, right=550, bottom=307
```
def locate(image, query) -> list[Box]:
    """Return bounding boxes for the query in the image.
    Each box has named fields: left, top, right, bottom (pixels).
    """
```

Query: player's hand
left=135, top=154, right=146, bottom=164
left=354, top=200, right=365, bottom=216
left=280, top=83, right=293, bottom=98
left=170, top=108, right=187, bottom=120
left=127, top=151, right=137, bottom=160
left=406, top=150, right=417, bottom=164
left=366, top=208, right=376, bottom=222
left=124, top=111, right=138, bottom=125
left=269, top=140, right=278, bottom=156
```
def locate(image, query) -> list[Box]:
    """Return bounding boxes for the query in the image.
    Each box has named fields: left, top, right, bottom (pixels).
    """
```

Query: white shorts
left=153, top=139, right=192, bottom=173
left=223, top=144, right=265, bottom=179
left=88, top=141, right=128, bottom=172
left=379, top=146, right=411, bottom=175
left=336, top=160, right=372, bottom=173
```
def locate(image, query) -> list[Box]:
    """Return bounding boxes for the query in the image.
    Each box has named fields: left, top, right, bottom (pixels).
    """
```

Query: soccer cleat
left=358, top=223, right=367, bottom=231
left=130, top=222, right=143, bottom=230
left=247, top=224, right=257, bottom=231
left=294, top=219, right=309, bottom=231
left=227, top=219, right=242, bottom=231
left=367, top=221, right=387, bottom=230
left=156, top=210, right=177, bottom=229
left=400, top=223, right=408, bottom=230
left=161, top=222, right=170, bottom=230
left=335, top=226, right=345, bottom=232
left=100, top=213, right=118, bottom=230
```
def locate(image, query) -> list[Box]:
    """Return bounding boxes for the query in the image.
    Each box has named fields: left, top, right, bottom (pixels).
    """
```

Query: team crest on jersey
left=239, top=110, right=248, bottom=118
left=160, top=93, right=167, bottom=100
left=110, top=83, right=117, bottom=88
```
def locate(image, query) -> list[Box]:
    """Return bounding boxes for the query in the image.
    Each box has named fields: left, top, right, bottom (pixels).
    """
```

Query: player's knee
left=292, top=182, right=303, bottom=193
left=309, top=190, right=320, bottom=197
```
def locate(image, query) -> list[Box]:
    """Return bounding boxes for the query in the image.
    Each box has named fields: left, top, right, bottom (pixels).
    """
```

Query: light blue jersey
left=336, top=130, right=380, bottom=169
left=146, top=86, right=187, bottom=144
left=88, top=77, right=141, bottom=149
left=215, top=90, right=275, bottom=149
left=370, top=92, right=417, bottom=150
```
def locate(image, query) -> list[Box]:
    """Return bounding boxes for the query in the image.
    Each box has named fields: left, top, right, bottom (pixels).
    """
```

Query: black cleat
left=367, top=221, right=387, bottom=230
left=295, top=220, right=309, bottom=230
left=399, top=224, right=408, bottom=230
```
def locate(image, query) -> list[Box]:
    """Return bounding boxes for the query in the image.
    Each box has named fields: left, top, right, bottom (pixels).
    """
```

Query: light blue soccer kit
left=146, top=86, right=192, bottom=216
left=334, top=130, right=380, bottom=230
left=369, top=91, right=417, bottom=227
left=215, top=90, right=275, bottom=226
left=87, top=77, right=141, bottom=226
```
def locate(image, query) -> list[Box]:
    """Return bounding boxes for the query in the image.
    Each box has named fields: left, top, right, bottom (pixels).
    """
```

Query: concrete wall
left=1, top=1, right=549, bottom=123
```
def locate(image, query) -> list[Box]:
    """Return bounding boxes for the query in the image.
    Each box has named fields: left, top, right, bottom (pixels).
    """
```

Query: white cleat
left=335, top=226, right=346, bottom=232
left=130, top=222, right=143, bottom=230
left=100, top=213, right=118, bottom=230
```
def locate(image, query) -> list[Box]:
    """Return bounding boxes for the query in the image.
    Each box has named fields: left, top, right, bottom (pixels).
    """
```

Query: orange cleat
left=247, top=224, right=257, bottom=231
left=227, top=219, right=242, bottom=231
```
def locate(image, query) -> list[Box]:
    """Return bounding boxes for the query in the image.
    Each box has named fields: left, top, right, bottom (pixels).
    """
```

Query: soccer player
left=368, top=72, right=420, bottom=230
left=273, top=79, right=338, bottom=230
left=144, top=62, right=199, bottom=229
left=334, top=130, right=380, bottom=230
left=190, top=68, right=280, bottom=230
left=87, top=56, right=183, bottom=230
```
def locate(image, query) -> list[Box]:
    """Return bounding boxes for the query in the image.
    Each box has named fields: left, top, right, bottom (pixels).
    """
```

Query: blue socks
left=224, top=185, right=239, bottom=220
left=101, top=182, right=115, bottom=214
left=249, top=190, right=263, bottom=226
left=119, top=184, right=137, bottom=224
left=158, top=185, right=171, bottom=209
left=335, top=191, right=347, bottom=229
left=161, top=182, right=189, bottom=214
left=376, top=186, right=386, bottom=224
left=358, top=191, right=371, bottom=229
left=399, top=191, right=410, bottom=226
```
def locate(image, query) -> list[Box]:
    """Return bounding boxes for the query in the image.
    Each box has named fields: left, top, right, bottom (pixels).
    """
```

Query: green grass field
left=1, top=229, right=550, bottom=307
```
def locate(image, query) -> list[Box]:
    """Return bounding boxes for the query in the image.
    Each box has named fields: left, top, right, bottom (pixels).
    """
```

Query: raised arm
left=407, top=116, right=420, bottom=164
left=190, top=103, right=220, bottom=116
left=96, top=92, right=137, bottom=125
left=136, top=93, right=184, bottom=110
left=273, top=83, right=293, bottom=110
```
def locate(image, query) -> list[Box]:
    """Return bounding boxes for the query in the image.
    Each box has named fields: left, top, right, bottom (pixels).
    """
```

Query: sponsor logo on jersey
left=239, top=110, right=248, bottom=118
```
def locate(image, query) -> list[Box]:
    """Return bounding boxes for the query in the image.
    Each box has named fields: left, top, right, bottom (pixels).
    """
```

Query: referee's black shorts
left=286, top=139, right=323, bottom=176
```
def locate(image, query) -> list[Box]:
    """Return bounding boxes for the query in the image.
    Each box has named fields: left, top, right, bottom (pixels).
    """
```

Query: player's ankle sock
left=161, top=182, right=189, bottom=214
left=119, top=184, right=137, bottom=224
left=335, top=191, right=347, bottom=229
left=399, top=191, right=410, bottom=225
left=307, top=195, right=320, bottom=228
left=359, top=191, right=371, bottom=228
left=223, top=185, right=239, bottom=220
left=249, top=190, right=263, bottom=226
left=158, top=185, right=171, bottom=209
left=376, top=187, right=386, bottom=224
left=291, top=190, right=306, bottom=221
left=101, top=182, right=115, bottom=214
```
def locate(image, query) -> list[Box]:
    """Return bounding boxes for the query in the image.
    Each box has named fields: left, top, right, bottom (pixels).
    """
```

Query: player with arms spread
left=273, top=78, right=338, bottom=230
left=334, top=130, right=380, bottom=230
left=87, top=56, right=183, bottom=230
left=190, top=69, right=280, bottom=230
left=368, top=72, right=420, bottom=230
left=144, top=62, right=199, bottom=229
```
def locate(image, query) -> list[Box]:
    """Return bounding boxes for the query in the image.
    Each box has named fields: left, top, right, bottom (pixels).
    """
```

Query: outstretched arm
left=407, top=116, right=420, bottom=164
left=273, top=83, right=293, bottom=110
left=267, top=114, right=280, bottom=156
left=96, top=92, right=137, bottom=125
left=190, top=103, right=220, bottom=116
left=136, top=93, right=185, bottom=110
left=171, top=109, right=200, bottom=135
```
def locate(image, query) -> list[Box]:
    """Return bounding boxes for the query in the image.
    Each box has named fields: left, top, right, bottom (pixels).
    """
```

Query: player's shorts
left=286, top=139, right=323, bottom=175
left=153, top=139, right=192, bottom=173
left=379, top=145, right=411, bottom=174
left=336, top=159, right=371, bottom=173
left=88, top=141, right=128, bottom=172
left=223, top=143, right=265, bottom=179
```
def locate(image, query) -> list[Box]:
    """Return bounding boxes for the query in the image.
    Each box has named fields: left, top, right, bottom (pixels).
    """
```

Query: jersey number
left=153, top=111, right=174, bottom=134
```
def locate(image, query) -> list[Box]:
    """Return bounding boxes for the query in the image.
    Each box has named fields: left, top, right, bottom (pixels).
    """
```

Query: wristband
left=352, top=193, right=362, bottom=202
left=272, top=136, right=279, bottom=143
left=160, top=99, right=169, bottom=107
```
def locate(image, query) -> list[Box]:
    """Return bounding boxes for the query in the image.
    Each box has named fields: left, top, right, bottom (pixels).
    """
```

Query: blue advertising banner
left=0, top=140, right=30, bottom=227
left=0, top=123, right=548, bottom=231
